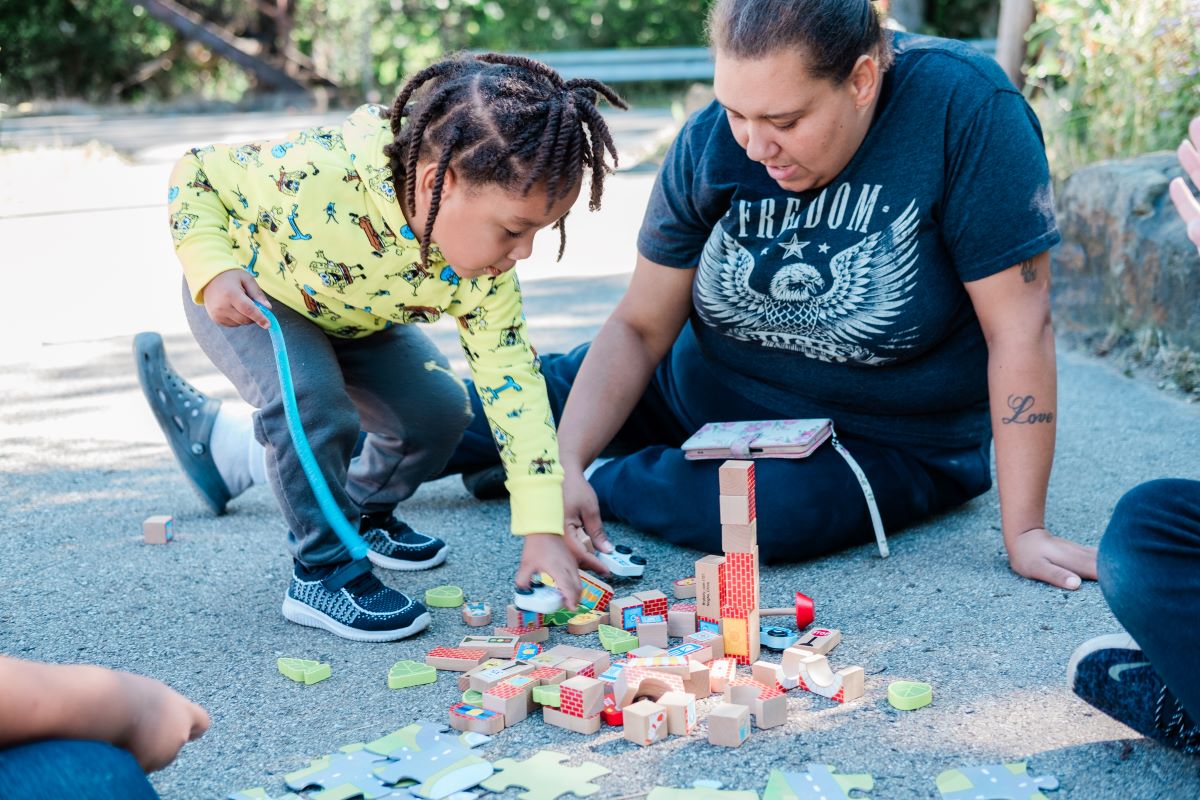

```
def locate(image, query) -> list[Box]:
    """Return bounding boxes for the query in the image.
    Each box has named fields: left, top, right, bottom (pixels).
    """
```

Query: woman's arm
left=557, top=255, right=696, bottom=547
left=964, top=251, right=1098, bottom=589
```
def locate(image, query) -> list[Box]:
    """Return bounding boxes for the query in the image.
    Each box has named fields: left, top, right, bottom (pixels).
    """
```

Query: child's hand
left=1007, top=527, right=1098, bottom=590
left=563, top=467, right=614, bottom=556
left=202, top=269, right=273, bottom=328
left=113, top=670, right=211, bottom=772
left=516, top=533, right=608, bottom=610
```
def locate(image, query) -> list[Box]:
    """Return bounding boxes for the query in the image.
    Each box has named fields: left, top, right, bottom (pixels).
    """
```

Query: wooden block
left=725, top=679, right=787, bottom=729
left=573, top=648, right=611, bottom=676
left=426, top=646, right=488, bottom=672
left=567, top=611, right=602, bottom=635
left=792, top=654, right=864, bottom=703
left=559, top=675, right=605, bottom=718
left=721, top=550, right=759, bottom=611
left=142, top=515, right=174, bottom=544
left=495, top=625, right=549, bottom=643
left=682, top=660, right=711, bottom=697
left=459, top=658, right=507, bottom=690
left=751, top=660, right=786, bottom=692
left=524, top=651, right=566, bottom=669
left=468, top=660, right=534, bottom=692
left=609, top=596, right=644, bottom=631
left=667, top=603, right=698, bottom=638
left=623, top=699, right=669, bottom=746
left=557, top=657, right=595, bottom=679
left=628, top=645, right=667, bottom=659
left=721, top=609, right=761, bottom=665
left=461, top=602, right=492, bottom=627
left=721, top=520, right=758, bottom=554
left=483, top=675, right=537, bottom=724
left=695, top=555, right=726, bottom=621
left=578, top=571, right=615, bottom=612
left=672, top=576, right=697, bottom=599
left=719, top=494, right=756, bottom=526
left=707, top=703, right=750, bottom=748
left=614, top=665, right=686, bottom=708
left=459, top=633, right=520, bottom=659
left=685, top=630, right=724, bottom=661
left=718, top=460, right=756, bottom=496
left=636, top=616, right=669, bottom=649
left=506, top=604, right=544, bottom=629
left=634, top=590, right=669, bottom=618
left=658, top=691, right=697, bottom=735
left=525, top=665, right=568, bottom=686
left=542, top=704, right=601, bottom=734
left=791, top=627, right=841, bottom=656
left=709, top=658, right=738, bottom=693
left=448, top=702, right=504, bottom=734
left=625, top=655, right=691, bottom=676
left=515, top=642, right=543, bottom=661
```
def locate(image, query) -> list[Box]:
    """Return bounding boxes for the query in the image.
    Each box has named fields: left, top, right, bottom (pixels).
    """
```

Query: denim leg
left=1099, top=478, right=1200, bottom=721
left=0, top=740, right=159, bottom=800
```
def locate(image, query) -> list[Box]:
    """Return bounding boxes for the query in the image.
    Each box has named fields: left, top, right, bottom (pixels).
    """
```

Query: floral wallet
left=680, top=418, right=834, bottom=460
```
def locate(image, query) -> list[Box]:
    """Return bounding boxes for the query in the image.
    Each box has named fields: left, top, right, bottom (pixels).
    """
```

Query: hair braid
left=420, top=125, right=463, bottom=267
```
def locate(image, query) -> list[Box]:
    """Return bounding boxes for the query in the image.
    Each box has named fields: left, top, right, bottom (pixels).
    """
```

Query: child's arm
left=0, top=656, right=210, bottom=772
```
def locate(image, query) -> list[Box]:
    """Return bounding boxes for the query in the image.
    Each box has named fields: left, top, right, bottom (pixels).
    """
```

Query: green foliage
left=1026, top=0, right=1200, bottom=179
left=923, top=0, right=999, bottom=39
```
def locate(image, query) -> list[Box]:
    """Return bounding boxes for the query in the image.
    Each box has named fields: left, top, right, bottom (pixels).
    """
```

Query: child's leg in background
left=1099, top=478, right=1200, bottom=720
left=0, top=740, right=158, bottom=800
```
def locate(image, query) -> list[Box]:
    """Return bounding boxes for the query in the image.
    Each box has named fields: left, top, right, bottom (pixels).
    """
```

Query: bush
left=1026, top=0, right=1200, bottom=180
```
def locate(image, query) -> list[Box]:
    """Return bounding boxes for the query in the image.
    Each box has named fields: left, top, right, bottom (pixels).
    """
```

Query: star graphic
left=818, top=243, right=830, bottom=254
left=778, top=234, right=810, bottom=259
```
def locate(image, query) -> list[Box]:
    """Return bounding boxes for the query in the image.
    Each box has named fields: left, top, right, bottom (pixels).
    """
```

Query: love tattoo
left=1003, top=395, right=1055, bottom=424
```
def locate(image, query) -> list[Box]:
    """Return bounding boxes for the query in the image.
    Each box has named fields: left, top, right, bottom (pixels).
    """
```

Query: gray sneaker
left=282, top=559, right=430, bottom=642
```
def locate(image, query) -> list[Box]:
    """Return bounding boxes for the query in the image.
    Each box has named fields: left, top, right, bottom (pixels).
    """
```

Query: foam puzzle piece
left=648, top=788, right=759, bottom=800
left=935, top=763, right=1059, bottom=800
left=425, top=585, right=465, bottom=608
left=390, top=661, right=437, bottom=689
left=284, top=744, right=395, bottom=799
left=277, top=657, right=332, bottom=685
left=887, top=680, right=933, bottom=711
left=364, top=722, right=493, bottom=800
left=227, top=790, right=306, bottom=800
left=763, top=765, right=874, bottom=800
left=481, top=750, right=610, bottom=800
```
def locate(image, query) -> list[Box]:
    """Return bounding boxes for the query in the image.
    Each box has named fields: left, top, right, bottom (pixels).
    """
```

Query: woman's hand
left=113, top=670, right=211, bottom=773
left=515, top=532, right=607, bottom=610
left=563, top=467, right=613, bottom=557
left=1169, top=116, right=1200, bottom=251
left=202, top=270, right=272, bottom=328
left=1006, top=527, right=1098, bottom=590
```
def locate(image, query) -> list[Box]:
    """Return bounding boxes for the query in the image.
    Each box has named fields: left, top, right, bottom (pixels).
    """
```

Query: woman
left=453, top=0, right=1097, bottom=589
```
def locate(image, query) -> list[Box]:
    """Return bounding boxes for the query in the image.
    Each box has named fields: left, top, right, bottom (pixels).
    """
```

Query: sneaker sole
left=1067, top=631, right=1141, bottom=688
left=367, top=546, right=448, bottom=572
left=281, top=597, right=431, bottom=642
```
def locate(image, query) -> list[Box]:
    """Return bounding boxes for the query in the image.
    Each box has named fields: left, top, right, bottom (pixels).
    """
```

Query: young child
left=140, top=53, right=623, bottom=641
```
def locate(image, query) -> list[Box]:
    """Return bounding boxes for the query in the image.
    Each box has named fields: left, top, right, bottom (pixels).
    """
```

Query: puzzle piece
left=481, top=750, right=610, bottom=800
left=366, top=722, right=493, bottom=799
left=936, top=763, right=1059, bottom=800
left=227, top=790, right=305, bottom=800
left=648, top=789, right=758, bottom=800
left=390, top=660, right=437, bottom=689
left=764, top=765, right=873, bottom=800
left=277, top=657, right=332, bottom=685
left=284, top=744, right=395, bottom=799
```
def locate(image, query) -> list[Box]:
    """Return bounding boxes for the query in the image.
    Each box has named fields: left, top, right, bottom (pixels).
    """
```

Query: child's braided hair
left=383, top=53, right=628, bottom=266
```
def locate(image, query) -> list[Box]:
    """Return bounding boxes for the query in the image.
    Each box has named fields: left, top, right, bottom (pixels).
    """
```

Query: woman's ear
left=849, top=54, right=881, bottom=110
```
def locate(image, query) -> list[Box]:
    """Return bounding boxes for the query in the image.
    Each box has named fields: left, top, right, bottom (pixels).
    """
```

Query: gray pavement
left=2, top=113, right=1200, bottom=799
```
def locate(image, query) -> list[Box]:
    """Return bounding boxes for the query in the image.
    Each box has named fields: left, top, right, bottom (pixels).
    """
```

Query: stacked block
left=543, top=674, right=603, bottom=734
left=716, top=460, right=761, bottom=665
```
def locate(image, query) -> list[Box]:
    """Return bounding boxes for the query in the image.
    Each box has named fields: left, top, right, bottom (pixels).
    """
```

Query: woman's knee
left=0, top=740, right=158, bottom=799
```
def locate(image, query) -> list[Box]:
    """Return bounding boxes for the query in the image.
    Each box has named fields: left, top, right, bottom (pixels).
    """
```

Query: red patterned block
left=729, top=677, right=783, bottom=700
left=636, top=592, right=668, bottom=618
left=722, top=552, right=758, bottom=611
left=486, top=680, right=526, bottom=700
left=560, top=685, right=584, bottom=717
left=670, top=602, right=697, bottom=613
left=527, top=666, right=565, bottom=683
left=428, top=646, right=487, bottom=661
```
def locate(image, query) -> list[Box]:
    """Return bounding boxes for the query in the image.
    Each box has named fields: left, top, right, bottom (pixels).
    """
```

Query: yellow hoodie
left=167, top=104, right=563, bottom=535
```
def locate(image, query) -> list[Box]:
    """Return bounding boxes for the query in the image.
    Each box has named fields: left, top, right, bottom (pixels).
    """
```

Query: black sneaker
left=359, top=512, right=447, bottom=571
left=462, top=464, right=509, bottom=500
left=282, top=559, right=430, bottom=642
left=1068, top=632, right=1200, bottom=753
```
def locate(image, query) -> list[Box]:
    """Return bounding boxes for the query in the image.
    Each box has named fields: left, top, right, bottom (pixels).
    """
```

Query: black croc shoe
left=134, top=332, right=232, bottom=515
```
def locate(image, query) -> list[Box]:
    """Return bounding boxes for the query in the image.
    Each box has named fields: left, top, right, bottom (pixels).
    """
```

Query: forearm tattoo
left=1002, top=394, right=1055, bottom=424
left=1020, top=259, right=1037, bottom=284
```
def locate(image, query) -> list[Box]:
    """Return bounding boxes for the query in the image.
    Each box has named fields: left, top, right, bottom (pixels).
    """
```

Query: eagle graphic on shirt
left=695, top=200, right=920, bottom=365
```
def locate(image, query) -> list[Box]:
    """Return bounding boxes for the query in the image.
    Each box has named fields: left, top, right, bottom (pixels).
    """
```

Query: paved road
left=1, top=111, right=1198, bottom=799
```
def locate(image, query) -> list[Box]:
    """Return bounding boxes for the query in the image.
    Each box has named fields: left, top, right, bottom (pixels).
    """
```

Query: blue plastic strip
left=256, top=301, right=369, bottom=561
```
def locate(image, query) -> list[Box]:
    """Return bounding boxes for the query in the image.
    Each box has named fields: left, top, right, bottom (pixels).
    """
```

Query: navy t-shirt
left=638, top=32, right=1059, bottom=448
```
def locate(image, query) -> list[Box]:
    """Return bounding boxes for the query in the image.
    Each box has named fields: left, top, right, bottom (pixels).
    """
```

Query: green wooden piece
left=532, top=684, right=561, bottom=707
left=598, top=624, right=639, bottom=654
left=424, top=585, right=465, bottom=608
left=389, top=660, right=437, bottom=689
left=462, top=688, right=484, bottom=705
left=277, top=657, right=332, bottom=685
left=887, top=680, right=933, bottom=711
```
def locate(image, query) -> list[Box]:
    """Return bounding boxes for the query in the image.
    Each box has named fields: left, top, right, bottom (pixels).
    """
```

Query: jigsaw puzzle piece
left=763, top=764, right=873, bottom=800
left=366, top=721, right=493, bottom=799
left=648, top=787, right=758, bottom=800
left=227, top=790, right=305, bottom=800
left=365, top=721, right=490, bottom=758
left=481, top=750, right=610, bottom=800
left=284, top=744, right=395, bottom=799
left=936, top=762, right=1059, bottom=800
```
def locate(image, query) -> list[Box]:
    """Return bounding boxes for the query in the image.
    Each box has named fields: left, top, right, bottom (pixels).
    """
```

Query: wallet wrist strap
left=829, top=429, right=889, bottom=558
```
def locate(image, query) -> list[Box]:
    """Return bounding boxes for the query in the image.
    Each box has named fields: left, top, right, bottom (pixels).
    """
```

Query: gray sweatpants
left=183, top=282, right=473, bottom=567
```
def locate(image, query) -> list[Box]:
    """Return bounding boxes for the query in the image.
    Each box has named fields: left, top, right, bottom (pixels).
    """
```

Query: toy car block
left=721, top=520, right=757, bottom=555
left=495, top=625, right=549, bottom=643
left=532, top=683, right=562, bottom=707
left=506, top=604, right=544, bottom=629
left=426, top=646, right=488, bottom=672
left=718, top=460, right=756, bottom=497
left=567, top=610, right=602, bottom=635
left=458, top=658, right=508, bottom=690
left=542, top=704, right=601, bottom=734
left=623, top=699, right=669, bottom=746
left=719, top=494, right=755, bottom=526
left=791, top=653, right=865, bottom=704
left=461, top=601, right=492, bottom=627
left=709, top=658, right=739, bottom=693
left=760, top=624, right=800, bottom=651
left=448, top=701, right=505, bottom=735
left=629, top=644, right=667, bottom=658
left=673, top=576, right=697, bottom=599
left=668, top=603, right=698, bottom=638
left=559, top=675, right=605, bottom=718
left=598, top=543, right=648, bottom=577
left=695, top=555, right=726, bottom=622
left=685, top=629, right=724, bottom=661
left=725, top=678, right=787, bottom=729
left=483, top=675, right=537, bottom=724
left=625, top=655, right=691, bottom=676
left=682, top=660, right=712, bottom=697
left=601, top=703, right=624, bottom=726
left=707, top=703, right=751, bottom=748
left=614, top=665, right=686, bottom=709
left=387, top=660, right=436, bottom=689
left=790, top=627, right=841, bottom=656
left=721, top=550, right=760, bottom=611
left=633, top=589, right=669, bottom=618
left=658, top=690, right=698, bottom=735
left=459, top=633, right=520, bottom=659
left=721, top=609, right=761, bottom=665
left=609, top=596, right=645, bottom=631
left=526, top=665, right=568, bottom=686
left=636, top=615, right=670, bottom=649
left=142, top=515, right=174, bottom=544
left=578, top=571, right=615, bottom=612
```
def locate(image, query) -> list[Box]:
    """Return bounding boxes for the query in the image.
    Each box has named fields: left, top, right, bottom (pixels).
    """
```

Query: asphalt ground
left=1, top=109, right=1199, bottom=799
